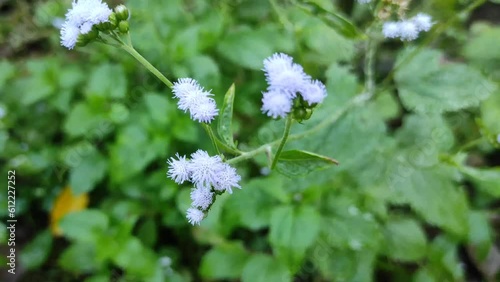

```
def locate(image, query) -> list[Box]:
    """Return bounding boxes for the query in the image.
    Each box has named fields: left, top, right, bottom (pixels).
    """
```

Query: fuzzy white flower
left=172, top=78, right=203, bottom=99
left=60, top=0, right=112, bottom=49
left=399, top=20, right=419, bottom=41
left=60, top=21, right=80, bottom=49
left=412, top=13, right=433, bottom=32
left=301, top=80, right=327, bottom=105
left=382, top=21, right=400, bottom=39
left=261, top=90, right=293, bottom=119
left=189, top=96, right=219, bottom=123
left=189, top=150, right=225, bottom=188
left=263, top=53, right=310, bottom=97
left=190, top=187, right=214, bottom=210
left=172, top=78, right=218, bottom=123
left=167, top=154, right=191, bottom=184
left=186, top=207, right=204, bottom=225
left=65, top=0, right=112, bottom=29
left=213, top=163, right=241, bottom=194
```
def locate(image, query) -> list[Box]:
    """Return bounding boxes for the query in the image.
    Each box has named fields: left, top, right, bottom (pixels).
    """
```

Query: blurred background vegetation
left=0, top=0, right=499, bottom=281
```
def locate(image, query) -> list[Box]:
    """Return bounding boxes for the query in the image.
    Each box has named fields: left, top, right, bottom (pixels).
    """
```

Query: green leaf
left=387, top=163, right=469, bottom=237
left=296, top=0, right=363, bottom=39
left=269, top=205, right=321, bottom=272
left=241, top=254, right=291, bottom=282
left=200, top=242, right=250, bottom=280
left=59, top=210, right=109, bottom=242
left=85, top=63, right=127, bottom=98
left=19, top=230, right=53, bottom=270
left=217, top=84, right=237, bottom=149
left=460, top=166, right=500, bottom=197
left=383, top=217, right=427, bottom=262
left=395, top=48, right=495, bottom=113
left=217, top=27, right=274, bottom=70
left=63, top=102, right=108, bottom=137
left=480, top=89, right=500, bottom=134
left=113, top=237, right=157, bottom=277
left=69, top=149, right=108, bottom=194
left=312, top=247, right=377, bottom=282
left=59, top=242, right=97, bottom=273
left=0, top=60, right=15, bottom=89
left=468, top=211, right=493, bottom=261
left=276, top=149, right=338, bottom=177
left=223, top=176, right=284, bottom=230
left=144, top=93, right=172, bottom=125
left=462, top=23, right=500, bottom=76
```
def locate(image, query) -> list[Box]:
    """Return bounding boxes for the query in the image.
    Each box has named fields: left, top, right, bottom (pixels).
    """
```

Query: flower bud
left=118, top=21, right=129, bottom=33
left=108, top=12, right=118, bottom=28
left=114, top=4, right=129, bottom=21
left=76, top=34, right=89, bottom=47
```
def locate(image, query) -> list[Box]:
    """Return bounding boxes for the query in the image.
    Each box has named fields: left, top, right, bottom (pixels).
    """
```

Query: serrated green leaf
left=217, top=84, right=237, bottom=149
left=69, top=150, right=108, bottom=194
left=112, top=237, right=157, bottom=277
left=387, top=163, right=469, bottom=237
left=276, top=149, right=338, bottom=177
left=200, top=242, right=250, bottom=280
left=19, top=230, right=53, bottom=270
left=269, top=205, right=321, bottom=272
left=59, top=210, right=109, bottom=242
left=63, top=102, right=108, bottom=137
left=383, top=218, right=427, bottom=262
left=217, top=27, right=274, bottom=70
left=224, top=176, right=283, bottom=230
left=395, top=48, right=495, bottom=113
left=85, top=63, right=127, bottom=98
left=241, top=254, right=291, bottom=282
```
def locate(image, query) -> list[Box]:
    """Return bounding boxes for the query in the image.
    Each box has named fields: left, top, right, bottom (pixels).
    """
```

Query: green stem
left=202, top=123, right=221, bottom=155
left=271, top=115, right=293, bottom=169
left=120, top=44, right=173, bottom=89
left=226, top=92, right=369, bottom=165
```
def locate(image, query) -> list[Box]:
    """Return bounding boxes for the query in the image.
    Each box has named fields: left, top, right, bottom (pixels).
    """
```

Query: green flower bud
left=83, top=28, right=99, bottom=41
left=292, top=107, right=307, bottom=122
left=108, top=12, right=118, bottom=28
left=118, top=21, right=129, bottom=33
left=76, top=34, right=89, bottom=47
left=115, top=4, right=130, bottom=21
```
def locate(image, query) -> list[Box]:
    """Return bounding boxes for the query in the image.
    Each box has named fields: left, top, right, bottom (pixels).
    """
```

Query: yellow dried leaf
left=50, top=186, right=89, bottom=236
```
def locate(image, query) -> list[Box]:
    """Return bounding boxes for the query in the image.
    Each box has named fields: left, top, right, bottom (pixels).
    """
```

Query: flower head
left=261, top=90, right=293, bottom=119
left=186, top=207, right=204, bottom=225
left=382, top=22, right=400, bottom=39
left=412, top=13, right=433, bottom=32
left=167, top=154, right=191, bottom=184
left=301, top=80, right=327, bottom=105
left=190, top=187, right=214, bottom=210
left=263, top=53, right=310, bottom=97
left=172, top=78, right=218, bottom=123
left=398, top=20, right=419, bottom=41
left=213, top=163, right=241, bottom=194
left=189, top=150, right=225, bottom=188
left=60, top=0, right=112, bottom=49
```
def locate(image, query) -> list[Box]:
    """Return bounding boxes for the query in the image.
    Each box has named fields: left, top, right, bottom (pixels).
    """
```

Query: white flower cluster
left=383, top=13, right=433, bottom=41
left=172, top=78, right=219, bottom=123
left=60, top=0, right=112, bottom=49
left=167, top=150, right=241, bottom=225
left=261, top=53, right=327, bottom=119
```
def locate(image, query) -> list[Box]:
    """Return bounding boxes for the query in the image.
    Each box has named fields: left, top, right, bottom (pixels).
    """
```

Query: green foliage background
left=0, top=0, right=499, bottom=281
